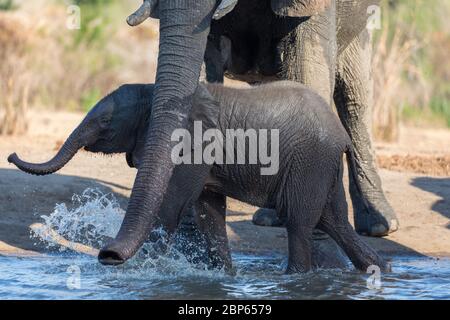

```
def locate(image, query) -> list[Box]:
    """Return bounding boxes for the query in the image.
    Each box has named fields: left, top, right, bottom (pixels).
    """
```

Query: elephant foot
left=280, top=231, right=349, bottom=271
left=252, top=208, right=285, bottom=227
left=253, top=211, right=349, bottom=269
left=311, top=231, right=349, bottom=270
left=353, top=192, right=399, bottom=237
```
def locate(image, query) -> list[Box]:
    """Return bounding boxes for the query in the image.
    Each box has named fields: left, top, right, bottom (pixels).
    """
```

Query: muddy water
left=1, top=189, right=450, bottom=300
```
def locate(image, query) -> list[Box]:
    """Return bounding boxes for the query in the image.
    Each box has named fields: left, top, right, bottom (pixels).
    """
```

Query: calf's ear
left=128, top=83, right=219, bottom=169
left=271, top=0, right=331, bottom=17
left=126, top=139, right=145, bottom=170
left=190, top=83, right=220, bottom=133
left=125, top=119, right=150, bottom=170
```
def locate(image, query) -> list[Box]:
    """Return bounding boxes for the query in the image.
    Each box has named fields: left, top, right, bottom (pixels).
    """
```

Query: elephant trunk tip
left=7, top=152, right=52, bottom=176
left=7, top=152, right=19, bottom=164
left=98, top=250, right=126, bottom=266
left=98, top=241, right=135, bottom=266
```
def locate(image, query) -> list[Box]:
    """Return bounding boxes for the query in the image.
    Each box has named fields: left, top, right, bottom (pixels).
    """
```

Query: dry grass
left=0, top=1, right=159, bottom=136
left=371, top=0, right=450, bottom=140
left=372, top=27, right=421, bottom=142
left=0, top=14, right=31, bottom=135
left=377, top=154, right=450, bottom=177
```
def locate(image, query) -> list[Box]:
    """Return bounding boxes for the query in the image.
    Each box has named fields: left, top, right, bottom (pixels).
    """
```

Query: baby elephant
left=9, top=81, right=389, bottom=273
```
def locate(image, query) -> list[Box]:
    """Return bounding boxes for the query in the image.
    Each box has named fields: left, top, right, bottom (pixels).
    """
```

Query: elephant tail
left=345, top=146, right=371, bottom=213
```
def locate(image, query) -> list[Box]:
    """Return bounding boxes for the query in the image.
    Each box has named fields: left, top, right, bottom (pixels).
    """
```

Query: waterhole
left=1, top=189, right=449, bottom=300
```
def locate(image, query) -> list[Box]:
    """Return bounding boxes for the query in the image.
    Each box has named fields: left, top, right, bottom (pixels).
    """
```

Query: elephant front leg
left=334, top=30, right=398, bottom=237
left=175, top=206, right=211, bottom=265
left=253, top=3, right=337, bottom=227
left=194, top=190, right=233, bottom=274
left=286, top=225, right=314, bottom=274
left=160, top=163, right=215, bottom=265
left=277, top=1, right=337, bottom=104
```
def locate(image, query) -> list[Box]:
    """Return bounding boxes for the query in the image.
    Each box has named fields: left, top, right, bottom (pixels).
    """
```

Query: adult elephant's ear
left=271, top=0, right=331, bottom=17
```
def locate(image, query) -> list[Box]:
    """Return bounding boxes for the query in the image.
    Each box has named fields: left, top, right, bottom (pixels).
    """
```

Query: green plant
left=430, top=97, right=450, bottom=127
left=81, top=88, right=102, bottom=112
left=0, top=0, right=17, bottom=11
left=70, top=0, right=117, bottom=47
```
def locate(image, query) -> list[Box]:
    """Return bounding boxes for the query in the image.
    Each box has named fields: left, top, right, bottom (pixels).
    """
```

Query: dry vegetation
left=372, top=0, right=450, bottom=141
left=0, top=0, right=159, bottom=135
left=377, top=154, right=450, bottom=176
left=1, top=0, right=449, bottom=140
left=0, top=13, right=30, bottom=134
left=372, top=28, right=419, bottom=141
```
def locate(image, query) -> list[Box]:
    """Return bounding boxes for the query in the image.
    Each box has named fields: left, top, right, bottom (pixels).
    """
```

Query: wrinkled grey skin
left=8, top=82, right=389, bottom=273
left=86, top=0, right=398, bottom=269
left=204, top=0, right=398, bottom=238
left=123, top=0, right=398, bottom=253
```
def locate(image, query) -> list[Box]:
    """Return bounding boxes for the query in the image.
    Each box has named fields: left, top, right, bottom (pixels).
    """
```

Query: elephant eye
left=99, top=117, right=112, bottom=128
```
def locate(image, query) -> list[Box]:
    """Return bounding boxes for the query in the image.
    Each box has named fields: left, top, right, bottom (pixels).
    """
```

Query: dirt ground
left=0, top=110, right=449, bottom=259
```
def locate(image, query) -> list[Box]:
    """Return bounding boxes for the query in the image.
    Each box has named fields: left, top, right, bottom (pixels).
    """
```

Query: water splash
left=31, top=188, right=228, bottom=278
left=32, top=188, right=124, bottom=250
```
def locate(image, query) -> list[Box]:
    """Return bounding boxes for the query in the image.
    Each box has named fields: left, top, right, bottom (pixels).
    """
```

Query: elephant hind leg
left=283, top=202, right=320, bottom=273
left=334, top=29, right=398, bottom=237
left=281, top=169, right=332, bottom=274
left=317, top=162, right=390, bottom=272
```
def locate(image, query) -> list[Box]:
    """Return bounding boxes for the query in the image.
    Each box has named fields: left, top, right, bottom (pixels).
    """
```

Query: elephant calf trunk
left=8, top=136, right=81, bottom=176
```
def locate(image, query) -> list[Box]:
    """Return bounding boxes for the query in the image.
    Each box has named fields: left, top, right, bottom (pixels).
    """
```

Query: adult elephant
left=201, top=0, right=399, bottom=238
left=98, top=0, right=398, bottom=265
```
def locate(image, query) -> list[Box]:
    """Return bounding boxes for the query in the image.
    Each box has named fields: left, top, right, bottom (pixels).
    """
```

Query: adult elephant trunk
left=98, top=0, right=219, bottom=265
left=8, top=125, right=86, bottom=176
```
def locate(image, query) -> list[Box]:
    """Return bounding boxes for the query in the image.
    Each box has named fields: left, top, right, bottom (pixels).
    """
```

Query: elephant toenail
left=370, top=224, right=389, bottom=237
left=390, top=219, right=399, bottom=232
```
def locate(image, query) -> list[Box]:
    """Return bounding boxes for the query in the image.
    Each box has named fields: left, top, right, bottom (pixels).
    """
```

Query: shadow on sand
left=226, top=210, right=427, bottom=259
left=411, top=177, right=450, bottom=228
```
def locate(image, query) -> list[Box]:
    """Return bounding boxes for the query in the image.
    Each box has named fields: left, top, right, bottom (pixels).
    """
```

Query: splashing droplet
left=32, top=188, right=124, bottom=251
